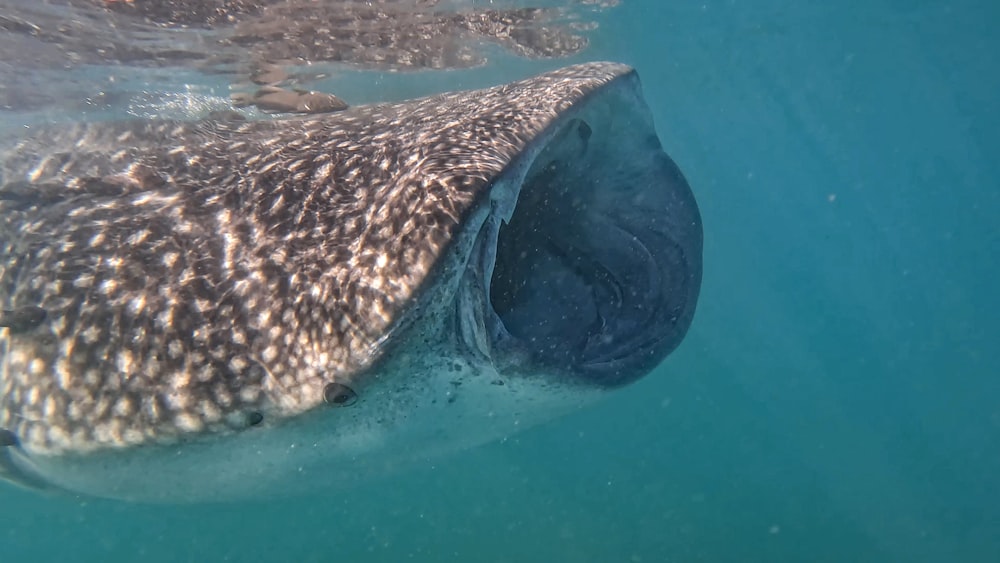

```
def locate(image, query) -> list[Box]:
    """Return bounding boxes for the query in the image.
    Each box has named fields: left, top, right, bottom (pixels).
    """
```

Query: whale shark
left=0, top=62, right=702, bottom=502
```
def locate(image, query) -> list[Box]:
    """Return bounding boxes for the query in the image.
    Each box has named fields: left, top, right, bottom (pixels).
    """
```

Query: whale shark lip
left=455, top=84, right=703, bottom=388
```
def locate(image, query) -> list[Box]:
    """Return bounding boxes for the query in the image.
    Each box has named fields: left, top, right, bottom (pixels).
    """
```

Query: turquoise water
left=2, top=1, right=998, bottom=561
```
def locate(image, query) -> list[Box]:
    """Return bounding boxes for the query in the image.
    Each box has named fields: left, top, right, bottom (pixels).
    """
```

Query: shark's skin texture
left=0, top=62, right=703, bottom=502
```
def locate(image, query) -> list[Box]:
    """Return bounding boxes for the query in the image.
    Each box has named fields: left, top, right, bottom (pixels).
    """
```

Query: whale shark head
left=0, top=62, right=702, bottom=502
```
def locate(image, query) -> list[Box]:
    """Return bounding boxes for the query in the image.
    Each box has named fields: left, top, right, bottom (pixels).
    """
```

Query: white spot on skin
left=48, top=426, right=72, bottom=449
left=144, top=396, right=161, bottom=421
left=164, top=389, right=191, bottom=411
left=261, top=346, right=278, bottom=363
left=162, top=251, right=180, bottom=269
left=27, top=159, right=48, bottom=182
left=196, top=365, right=215, bottom=383
left=268, top=325, right=284, bottom=342
left=129, top=296, right=146, bottom=315
left=229, top=356, right=248, bottom=373
left=256, top=309, right=272, bottom=327
left=314, top=161, right=333, bottom=184
left=28, top=358, right=46, bottom=376
left=215, top=389, right=233, bottom=409
left=44, top=396, right=58, bottom=419
left=126, top=228, right=150, bottom=246
left=310, top=284, right=323, bottom=300
left=116, top=351, right=134, bottom=376
left=72, top=273, right=94, bottom=289
left=239, top=387, right=261, bottom=403
left=56, top=360, right=74, bottom=390
left=81, top=325, right=103, bottom=344
left=84, top=369, right=101, bottom=388
left=123, top=428, right=145, bottom=445
left=175, top=413, right=204, bottom=433
left=168, top=339, right=184, bottom=359
left=113, top=396, right=134, bottom=417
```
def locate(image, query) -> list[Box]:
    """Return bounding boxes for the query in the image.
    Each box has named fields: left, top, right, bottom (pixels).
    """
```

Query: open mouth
left=457, top=98, right=703, bottom=387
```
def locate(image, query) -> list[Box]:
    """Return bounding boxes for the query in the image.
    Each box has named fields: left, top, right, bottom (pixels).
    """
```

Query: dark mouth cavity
left=478, top=114, right=698, bottom=386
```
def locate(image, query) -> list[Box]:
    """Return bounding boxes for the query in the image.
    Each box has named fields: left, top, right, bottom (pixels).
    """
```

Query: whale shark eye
left=0, top=429, right=17, bottom=447
left=323, top=383, right=358, bottom=407
left=247, top=412, right=264, bottom=426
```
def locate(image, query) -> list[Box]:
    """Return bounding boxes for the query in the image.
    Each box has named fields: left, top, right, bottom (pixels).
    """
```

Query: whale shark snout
left=0, top=62, right=702, bottom=502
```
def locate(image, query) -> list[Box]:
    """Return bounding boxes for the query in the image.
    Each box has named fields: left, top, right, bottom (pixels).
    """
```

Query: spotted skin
left=0, top=62, right=634, bottom=458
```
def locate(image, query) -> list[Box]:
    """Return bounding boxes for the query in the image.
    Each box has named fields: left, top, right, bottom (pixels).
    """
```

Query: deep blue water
left=2, top=1, right=998, bottom=561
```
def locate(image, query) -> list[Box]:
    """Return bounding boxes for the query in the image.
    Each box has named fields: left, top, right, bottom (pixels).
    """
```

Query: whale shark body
left=0, top=62, right=702, bottom=502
